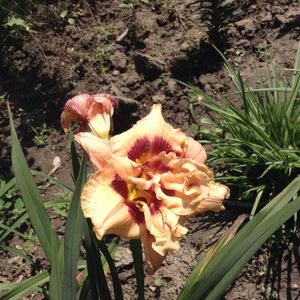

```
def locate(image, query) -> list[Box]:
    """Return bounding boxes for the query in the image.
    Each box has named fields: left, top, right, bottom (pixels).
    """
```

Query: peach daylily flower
left=61, top=93, right=117, bottom=139
left=73, top=104, right=230, bottom=274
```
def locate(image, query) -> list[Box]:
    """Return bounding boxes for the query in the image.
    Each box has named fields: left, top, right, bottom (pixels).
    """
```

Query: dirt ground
left=1, top=0, right=300, bottom=299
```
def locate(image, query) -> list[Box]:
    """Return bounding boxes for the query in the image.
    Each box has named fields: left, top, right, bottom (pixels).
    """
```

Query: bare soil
left=1, top=0, right=300, bottom=299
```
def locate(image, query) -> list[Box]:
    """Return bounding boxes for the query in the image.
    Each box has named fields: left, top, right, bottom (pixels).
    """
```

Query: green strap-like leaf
left=8, top=103, right=60, bottom=265
left=0, top=271, right=49, bottom=300
left=31, top=170, right=73, bottom=192
left=63, top=155, right=87, bottom=300
left=49, top=236, right=64, bottom=300
left=205, top=197, right=300, bottom=300
left=178, top=177, right=300, bottom=300
left=71, top=139, right=81, bottom=181
left=77, top=276, right=92, bottom=300
left=130, top=239, right=145, bottom=300
left=77, top=241, right=119, bottom=300
left=0, top=177, right=16, bottom=199
left=0, top=244, right=35, bottom=265
left=0, top=199, right=70, bottom=244
left=99, top=239, right=123, bottom=300
left=83, top=221, right=112, bottom=300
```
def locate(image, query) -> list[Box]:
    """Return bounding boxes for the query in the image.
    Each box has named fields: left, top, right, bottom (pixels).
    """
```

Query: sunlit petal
left=139, top=202, right=187, bottom=257
left=140, top=231, right=165, bottom=274
left=110, top=104, right=187, bottom=162
left=61, top=94, right=92, bottom=133
left=81, top=169, right=141, bottom=240
left=61, top=93, right=116, bottom=139
left=94, top=93, right=117, bottom=115
left=195, top=182, right=230, bottom=213
left=183, top=137, right=207, bottom=163
left=152, top=157, right=215, bottom=215
left=75, top=132, right=112, bottom=170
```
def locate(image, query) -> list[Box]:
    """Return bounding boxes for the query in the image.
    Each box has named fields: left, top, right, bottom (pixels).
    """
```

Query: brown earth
left=0, top=0, right=300, bottom=299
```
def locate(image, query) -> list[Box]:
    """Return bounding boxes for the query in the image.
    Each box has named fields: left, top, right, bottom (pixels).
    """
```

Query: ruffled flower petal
left=81, top=169, right=141, bottom=240
left=194, top=182, right=230, bottom=213
left=140, top=232, right=165, bottom=274
left=75, top=132, right=112, bottom=170
left=152, top=156, right=229, bottom=216
left=183, top=137, right=207, bottom=163
left=110, top=104, right=187, bottom=162
left=61, top=93, right=116, bottom=139
left=138, top=202, right=187, bottom=257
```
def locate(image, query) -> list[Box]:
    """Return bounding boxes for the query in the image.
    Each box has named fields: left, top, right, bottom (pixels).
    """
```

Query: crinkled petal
left=155, top=170, right=211, bottom=215
left=195, top=182, right=230, bottom=213
left=81, top=169, right=141, bottom=240
left=75, top=132, right=112, bottom=170
left=109, top=155, right=142, bottom=183
left=183, top=137, right=207, bottom=163
left=140, top=231, right=165, bottom=274
left=110, top=104, right=187, bottom=162
left=151, top=156, right=213, bottom=215
left=138, top=202, right=187, bottom=257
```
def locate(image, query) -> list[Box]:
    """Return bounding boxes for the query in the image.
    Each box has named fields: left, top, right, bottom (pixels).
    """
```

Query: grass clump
left=190, top=45, right=300, bottom=216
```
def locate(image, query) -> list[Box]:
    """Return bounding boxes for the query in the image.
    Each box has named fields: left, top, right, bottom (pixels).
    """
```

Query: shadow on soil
left=169, top=0, right=243, bottom=82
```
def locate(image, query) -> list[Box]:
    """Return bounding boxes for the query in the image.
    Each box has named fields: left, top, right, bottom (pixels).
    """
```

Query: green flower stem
left=130, top=239, right=145, bottom=300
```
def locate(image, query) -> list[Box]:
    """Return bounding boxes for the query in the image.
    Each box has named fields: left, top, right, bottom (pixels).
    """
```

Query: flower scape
left=61, top=93, right=230, bottom=274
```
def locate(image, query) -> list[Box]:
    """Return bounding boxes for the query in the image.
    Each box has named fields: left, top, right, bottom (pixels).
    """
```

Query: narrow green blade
left=71, top=139, right=80, bottom=181
left=0, top=199, right=71, bottom=244
left=205, top=197, right=300, bottom=300
left=0, top=271, right=49, bottom=300
left=49, top=236, right=64, bottom=300
left=8, top=103, right=60, bottom=264
left=63, top=155, right=87, bottom=300
left=130, top=239, right=145, bottom=300
left=83, top=221, right=112, bottom=300
left=178, top=177, right=300, bottom=300
left=99, top=239, right=123, bottom=299
left=0, top=177, right=16, bottom=199
left=31, top=170, right=73, bottom=191
left=0, top=244, right=35, bottom=265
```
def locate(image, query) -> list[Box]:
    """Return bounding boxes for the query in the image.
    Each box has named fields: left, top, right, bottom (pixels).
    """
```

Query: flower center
left=127, top=182, right=161, bottom=216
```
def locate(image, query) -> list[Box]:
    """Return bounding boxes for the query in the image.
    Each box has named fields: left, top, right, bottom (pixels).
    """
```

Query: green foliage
left=130, top=239, right=145, bottom=300
left=97, top=26, right=111, bottom=42
left=119, top=0, right=165, bottom=10
left=119, top=0, right=139, bottom=10
left=190, top=44, right=300, bottom=214
left=178, top=176, right=300, bottom=300
left=59, top=7, right=84, bottom=25
left=0, top=271, right=49, bottom=300
left=0, top=177, right=19, bottom=213
left=6, top=103, right=62, bottom=298
left=2, top=108, right=120, bottom=299
left=30, top=122, right=52, bottom=147
left=0, top=1, right=33, bottom=39
left=63, top=154, right=87, bottom=299
left=93, top=46, right=111, bottom=75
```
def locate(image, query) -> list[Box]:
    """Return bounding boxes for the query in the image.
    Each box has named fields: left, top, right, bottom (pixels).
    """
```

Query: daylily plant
left=62, top=94, right=230, bottom=273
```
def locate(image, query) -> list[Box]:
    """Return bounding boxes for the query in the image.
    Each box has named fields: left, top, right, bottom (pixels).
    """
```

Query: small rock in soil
left=152, top=93, right=165, bottom=103
left=167, top=79, right=177, bottom=94
left=133, top=53, right=165, bottom=80
left=111, top=51, right=128, bottom=70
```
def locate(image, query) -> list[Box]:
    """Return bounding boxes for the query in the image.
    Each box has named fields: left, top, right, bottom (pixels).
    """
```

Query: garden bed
left=0, top=0, right=299, bottom=299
